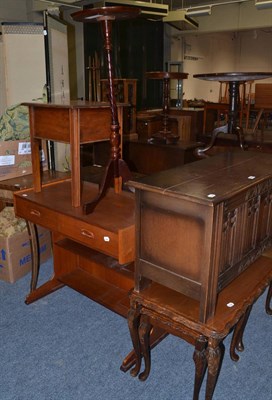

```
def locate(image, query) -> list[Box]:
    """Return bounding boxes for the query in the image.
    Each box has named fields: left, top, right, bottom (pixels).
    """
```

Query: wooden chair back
left=254, top=83, right=272, bottom=109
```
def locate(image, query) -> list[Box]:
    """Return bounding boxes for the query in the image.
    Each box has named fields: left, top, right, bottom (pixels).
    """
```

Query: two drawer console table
left=14, top=180, right=135, bottom=309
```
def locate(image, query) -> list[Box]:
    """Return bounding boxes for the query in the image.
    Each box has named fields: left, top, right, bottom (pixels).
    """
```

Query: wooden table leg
left=83, top=158, right=132, bottom=214
left=127, top=301, right=142, bottom=377
left=121, top=326, right=168, bottom=373
left=265, top=281, right=272, bottom=315
left=26, top=221, right=39, bottom=292
left=193, top=336, right=208, bottom=400
left=25, top=275, right=65, bottom=305
left=26, top=221, right=63, bottom=305
left=205, top=337, right=224, bottom=400
left=138, top=314, right=152, bottom=381
left=230, top=305, right=252, bottom=361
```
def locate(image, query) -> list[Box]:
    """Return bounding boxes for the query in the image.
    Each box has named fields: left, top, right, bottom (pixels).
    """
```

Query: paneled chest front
left=128, top=151, right=272, bottom=322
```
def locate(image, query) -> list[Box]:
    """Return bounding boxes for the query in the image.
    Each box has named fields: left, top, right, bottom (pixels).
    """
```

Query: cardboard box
left=0, top=140, right=48, bottom=181
left=0, top=226, right=51, bottom=283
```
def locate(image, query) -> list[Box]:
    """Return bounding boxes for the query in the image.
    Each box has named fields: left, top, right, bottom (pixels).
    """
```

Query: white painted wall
left=170, top=29, right=272, bottom=102
left=235, top=30, right=272, bottom=74
left=1, top=1, right=272, bottom=105
left=181, top=33, right=236, bottom=102
left=62, top=9, right=85, bottom=100
left=0, top=0, right=28, bottom=23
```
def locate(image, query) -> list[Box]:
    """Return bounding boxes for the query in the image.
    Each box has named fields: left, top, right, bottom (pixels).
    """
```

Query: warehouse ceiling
left=34, top=0, right=253, bottom=10
left=33, top=0, right=272, bottom=33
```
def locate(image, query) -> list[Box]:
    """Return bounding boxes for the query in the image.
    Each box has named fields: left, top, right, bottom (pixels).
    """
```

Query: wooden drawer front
left=33, top=107, right=70, bottom=141
left=80, top=108, right=111, bottom=142
left=58, top=216, right=120, bottom=261
left=15, top=197, right=59, bottom=231
left=15, top=197, right=125, bottom=263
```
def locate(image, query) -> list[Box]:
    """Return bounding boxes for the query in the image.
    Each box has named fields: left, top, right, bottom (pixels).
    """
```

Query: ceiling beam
left=168, top=1, right=272, bottom=33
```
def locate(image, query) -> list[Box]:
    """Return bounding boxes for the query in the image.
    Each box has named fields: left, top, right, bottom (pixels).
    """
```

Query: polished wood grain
left=14, top=180, right=135, bottom=265
left=14, top=182, right=135, bottom=307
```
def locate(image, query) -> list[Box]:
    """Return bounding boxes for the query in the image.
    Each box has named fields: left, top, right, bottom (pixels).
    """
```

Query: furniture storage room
left=1, top=1, right=272, bottom=400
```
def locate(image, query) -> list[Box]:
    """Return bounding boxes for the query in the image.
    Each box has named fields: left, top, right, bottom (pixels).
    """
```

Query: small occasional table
left=145, top=71, right=188, bottom=144
left=194, top=72, right=272, bottom=156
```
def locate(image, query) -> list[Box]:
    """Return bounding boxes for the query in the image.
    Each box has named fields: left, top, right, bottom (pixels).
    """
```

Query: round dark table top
left=146, top=71, right=188, bottom=80
left=71, top=6, right=141, bottom=23
left=193, top=72, right=272, bottom=82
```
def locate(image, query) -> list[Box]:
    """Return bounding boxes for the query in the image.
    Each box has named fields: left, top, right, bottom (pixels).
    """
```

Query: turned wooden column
left=145, top=71, right=188, bottom=144
left=72, top=6, right=140, bottom=214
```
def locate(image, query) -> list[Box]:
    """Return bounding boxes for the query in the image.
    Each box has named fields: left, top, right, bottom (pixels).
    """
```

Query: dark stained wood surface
left=128, top=151, right=272, bottom=204
left=132, top=255, right=272, bottom=336
left=194, top=72, right=272, bottom=82
left=123, top=139, right=199, bottom=175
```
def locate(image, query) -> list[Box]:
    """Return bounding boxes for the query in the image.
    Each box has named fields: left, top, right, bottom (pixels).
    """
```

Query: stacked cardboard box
left=0, top=207, right=51, bottom=283
left=0, top=140, right=48, bottom=181
left=0, top=103, right=48, bottom=181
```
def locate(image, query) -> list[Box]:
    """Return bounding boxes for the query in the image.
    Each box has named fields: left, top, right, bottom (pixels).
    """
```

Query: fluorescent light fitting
left=163, top=10, right=198, bottom=31
left=255, top=0, right=272, bottom=9
left=186, top=6, right=212, bottom=17
left=36, top=0, right=82, bottom=8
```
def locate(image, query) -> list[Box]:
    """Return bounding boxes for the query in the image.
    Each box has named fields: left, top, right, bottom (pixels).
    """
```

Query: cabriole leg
left=127, top=302, right=142, bottom=377
left=138, top=314, right=152, bottom=381
left=193, top=336, right=208, bottom=400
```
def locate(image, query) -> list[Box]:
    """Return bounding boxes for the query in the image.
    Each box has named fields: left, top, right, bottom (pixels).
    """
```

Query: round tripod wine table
left=194, top=72, right=272, bottom=156
left=72, top=6, right=140, bottom=214
left=146, top=71, right=188, bottom=144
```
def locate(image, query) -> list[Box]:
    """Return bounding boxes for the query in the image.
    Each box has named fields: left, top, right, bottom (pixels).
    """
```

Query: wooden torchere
left=145, top=71, right=188, bottom=144
left=72, top=6, right=141, bottom=214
